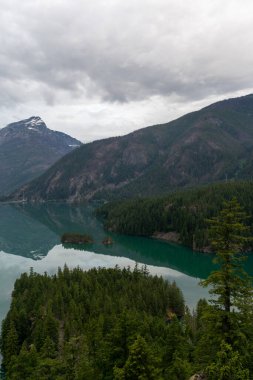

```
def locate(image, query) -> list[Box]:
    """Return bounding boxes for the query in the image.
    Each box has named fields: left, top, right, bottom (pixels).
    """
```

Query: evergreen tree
left=3, top=320, right=19, bottom=367
left=162, top=318, right=192, bottom=379
left=98, top=181, right=253, bottom=251
left=7, top=343, right=38, bottom=380
left=165, top=351, right=192, bottom=380
left=1, top=266, right=186, bottom=378
left=206, top=341, right=250, bottom=380
left=114, top=335, right=161, bottom=380
left=198, top=198, right=253, bottom=370
left=40, top=336, right=57, bottom=359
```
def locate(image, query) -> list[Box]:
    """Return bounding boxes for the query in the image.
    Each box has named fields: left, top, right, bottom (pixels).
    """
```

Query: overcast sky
left=1, top=0, right=253, bottom=142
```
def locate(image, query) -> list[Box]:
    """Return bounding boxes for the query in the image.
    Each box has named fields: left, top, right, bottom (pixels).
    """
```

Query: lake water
left=2, top=201, right=253, bottom=377
left=0, top=202, right=210, bottom=326
left=2, top=201, right=253, bottom=335
left=2, top=201, right=253, bottom=376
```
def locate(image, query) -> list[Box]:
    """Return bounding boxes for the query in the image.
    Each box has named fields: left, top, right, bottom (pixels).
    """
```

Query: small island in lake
left=102, top=236, right=113, bottom=245
left=61, top=232, right=93, bottom=244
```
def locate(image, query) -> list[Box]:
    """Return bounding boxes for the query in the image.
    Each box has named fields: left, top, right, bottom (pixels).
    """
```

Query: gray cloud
left=0, top=0, right=253, bottom=140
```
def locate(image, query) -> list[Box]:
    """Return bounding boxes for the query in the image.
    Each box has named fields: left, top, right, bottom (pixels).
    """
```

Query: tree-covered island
left=1, top=198, right=253, bottom=379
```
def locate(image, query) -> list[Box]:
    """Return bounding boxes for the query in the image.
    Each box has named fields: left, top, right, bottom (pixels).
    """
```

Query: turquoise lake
left=2, top=200, right=253, bottom=374
left=1, top=201, right=253, bottom=331
left=0, top=202, right=206, bottom=325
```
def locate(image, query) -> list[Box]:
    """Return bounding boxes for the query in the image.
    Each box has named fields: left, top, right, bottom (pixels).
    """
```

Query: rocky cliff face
left=0, top=116, right=81, bottom=195
left=10, top=94, right=253, bottom=201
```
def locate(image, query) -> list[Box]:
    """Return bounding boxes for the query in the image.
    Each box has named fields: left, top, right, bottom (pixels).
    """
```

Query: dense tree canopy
left=1, top=266, right=190, bottom=379
left=2, top=197, right=253, bottom=379
left=97, top=181, right=253, bottom=251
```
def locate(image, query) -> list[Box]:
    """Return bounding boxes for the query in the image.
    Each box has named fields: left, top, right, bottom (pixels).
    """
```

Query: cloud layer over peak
left=1, top=0, right=253, bottom=141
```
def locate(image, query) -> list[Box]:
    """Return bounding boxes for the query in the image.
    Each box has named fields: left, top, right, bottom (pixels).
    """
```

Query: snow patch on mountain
left=24, top=117, right=45, bottom=129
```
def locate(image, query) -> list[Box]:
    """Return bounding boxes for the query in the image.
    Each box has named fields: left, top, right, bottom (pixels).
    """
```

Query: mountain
left=0, top=116, right=81, bottom=195
left=10, top=94, right=253, bottom=201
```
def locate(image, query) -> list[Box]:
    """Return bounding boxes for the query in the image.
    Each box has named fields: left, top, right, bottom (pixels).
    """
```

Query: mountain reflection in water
left=1, top=202, right=253, bottom=331
left=0, top=202, right=218, bottom=279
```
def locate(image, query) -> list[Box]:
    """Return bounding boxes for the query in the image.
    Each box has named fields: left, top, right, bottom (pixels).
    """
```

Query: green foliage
left=196, top=199, right=253, bottom=374
left=200, top=199, right=253, bottom=344
left=114, top=335, right=161, bottom=380
left=2, top=321, right=19, bottom=367
left=97, top=181, right=253, bottom=250
left=201, top=198, right=253, bottom=313
left=7, top=343, right=38, bottom=380
left=165, top=353, right=192, bottom=380
left=206, top=341, right=250, bottom=380
left=3, top=197, right=253, bottom=378
left=1, top=266, right=188, bottom=379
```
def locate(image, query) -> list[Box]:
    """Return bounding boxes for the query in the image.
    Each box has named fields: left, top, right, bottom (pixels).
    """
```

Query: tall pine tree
left=197, top=198, right=253, bottom=373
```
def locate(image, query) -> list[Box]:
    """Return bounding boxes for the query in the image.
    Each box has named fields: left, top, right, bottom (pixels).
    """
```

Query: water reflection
left=0, top=246, right=210, bottom=326
left=0, top=203, right=58, bottom=259
left=1, top=202, right=253, bottom=374
left=0, top=203, right=218, bottom=279
left=2, top=203, right=253, bottom=279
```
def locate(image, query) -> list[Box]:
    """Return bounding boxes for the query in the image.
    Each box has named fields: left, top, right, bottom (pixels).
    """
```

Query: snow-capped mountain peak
left=0, top=116, right=82, bottom=196
left=24, top=116, right=46, bottom=129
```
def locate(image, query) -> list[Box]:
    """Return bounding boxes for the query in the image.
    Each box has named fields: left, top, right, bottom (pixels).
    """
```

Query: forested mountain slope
left=10, top=94, right=253, bottom=201
left=0, top=116, right=81, bottom=196
left=97, top=181, right=253, bottom=251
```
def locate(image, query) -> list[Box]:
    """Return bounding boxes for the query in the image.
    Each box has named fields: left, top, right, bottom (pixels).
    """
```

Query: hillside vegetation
left=97, top=181, right=253, bottom=251
left=10, top=93, right=253, bottom=202
left=2, top=202, right=253, bottom=378
left=1, top=266, right=188, bottom=379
